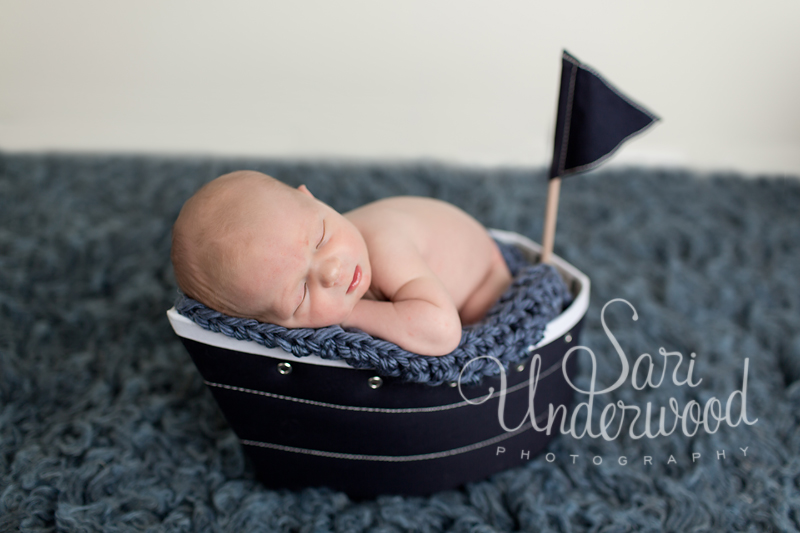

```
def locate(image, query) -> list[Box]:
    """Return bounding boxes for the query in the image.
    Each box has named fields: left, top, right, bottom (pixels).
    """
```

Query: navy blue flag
left=549, top=50, right=659, bottom=179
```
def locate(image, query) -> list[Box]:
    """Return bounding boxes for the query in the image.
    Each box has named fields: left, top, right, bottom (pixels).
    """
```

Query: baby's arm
left=341, top=243, right=462, bottom=356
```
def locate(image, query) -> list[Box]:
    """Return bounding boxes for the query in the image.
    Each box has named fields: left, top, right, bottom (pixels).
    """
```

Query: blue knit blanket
left=175, top=255, right=571, bottom=385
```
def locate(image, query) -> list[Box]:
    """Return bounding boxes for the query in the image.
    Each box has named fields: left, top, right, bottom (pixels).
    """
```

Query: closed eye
left=295, top=283, right=307, bottom=314
left=317, top=220, right=325, bottom=248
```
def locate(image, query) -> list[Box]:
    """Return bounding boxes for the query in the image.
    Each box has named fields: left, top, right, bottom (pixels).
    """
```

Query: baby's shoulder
left=346, top=197, right=422, bottom=234
left=346, top=196, right=451, bottom=227
left=370, top=196, right=451, bottom=213
left=346, top=198, right=428, bottom=258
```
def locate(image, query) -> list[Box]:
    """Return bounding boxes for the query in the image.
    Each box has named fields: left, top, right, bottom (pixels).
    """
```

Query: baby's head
left=171, top=170, right=372, bottom=328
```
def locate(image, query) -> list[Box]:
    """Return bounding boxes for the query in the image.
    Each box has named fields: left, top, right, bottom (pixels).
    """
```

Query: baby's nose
left=318, top=256, right=342, bottom=288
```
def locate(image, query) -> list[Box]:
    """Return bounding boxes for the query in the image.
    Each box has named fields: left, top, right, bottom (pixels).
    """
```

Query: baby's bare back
left=345, top=197, right=511, bottom=324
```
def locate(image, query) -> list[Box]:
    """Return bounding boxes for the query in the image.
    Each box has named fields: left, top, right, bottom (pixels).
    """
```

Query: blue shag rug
left=1, top=152, right=799, bottom=532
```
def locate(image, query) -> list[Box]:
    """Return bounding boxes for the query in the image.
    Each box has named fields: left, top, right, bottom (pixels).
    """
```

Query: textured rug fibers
left=1, top=152, right=799, bottom=532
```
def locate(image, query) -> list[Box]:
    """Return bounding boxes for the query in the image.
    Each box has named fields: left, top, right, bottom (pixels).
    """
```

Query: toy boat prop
left=167, top=230, right=590, bottom=498
left=167, top=50, right=657, bottom=498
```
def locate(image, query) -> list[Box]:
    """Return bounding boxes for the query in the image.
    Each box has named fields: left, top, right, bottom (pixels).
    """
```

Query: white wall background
left=1, top=0, right=799, bottom=176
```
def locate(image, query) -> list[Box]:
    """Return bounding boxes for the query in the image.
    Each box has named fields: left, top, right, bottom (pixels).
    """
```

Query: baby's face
left=229, top=183, right=372, bottom=329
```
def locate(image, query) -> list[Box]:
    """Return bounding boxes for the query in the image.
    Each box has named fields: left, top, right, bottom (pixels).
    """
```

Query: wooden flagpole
left=540, top=176, right=561, bottom=264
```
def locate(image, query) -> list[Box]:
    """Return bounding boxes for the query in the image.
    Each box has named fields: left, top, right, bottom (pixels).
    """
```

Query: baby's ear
left=298, top=184, right=315, bottom=198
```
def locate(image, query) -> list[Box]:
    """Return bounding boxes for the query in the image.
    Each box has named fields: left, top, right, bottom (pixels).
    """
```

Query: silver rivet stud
left=564, top=333, right=573, bottom=343
left=516, top=363, right=526, bottom=372
left=448, top=381, right=458, bottom=388
left=368, top=376, right=383, bottom=389
left=526, top=345, right=535, bottom=353
left=277, top=362, right=292, bottom=375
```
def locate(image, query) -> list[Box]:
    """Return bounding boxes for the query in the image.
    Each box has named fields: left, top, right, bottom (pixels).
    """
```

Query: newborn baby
left=171, top=170, right=512, bottom=356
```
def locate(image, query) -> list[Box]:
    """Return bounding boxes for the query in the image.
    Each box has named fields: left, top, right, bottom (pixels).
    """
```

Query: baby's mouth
left=347, top=265, right=362, bottom=294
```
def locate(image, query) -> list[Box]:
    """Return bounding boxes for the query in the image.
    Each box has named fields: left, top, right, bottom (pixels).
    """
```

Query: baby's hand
left=341, top=276, right=462, bottom=356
